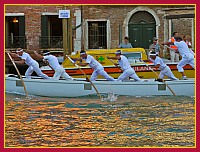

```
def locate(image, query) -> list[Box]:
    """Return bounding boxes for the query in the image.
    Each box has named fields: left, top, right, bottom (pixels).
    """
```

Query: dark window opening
left=88, top=21, right=107, bottom=49
left=40, top=15, right=63, bottom=49
left=5, top=16, right=26, bottom=48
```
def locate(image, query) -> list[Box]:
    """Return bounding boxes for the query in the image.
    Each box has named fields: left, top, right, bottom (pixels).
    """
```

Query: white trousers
left=177, top=53, right=195, bottom=72
left=53, top=67, right=73, bottom=80
left=25, top=61, right=49, bottom=79
left=159, top=66, right=178, bottom=80
left=170, top=50, right=179, bottom=62
left=117, top=68, right=140, bottom=81
left=90, top=68, right=115, bottom=81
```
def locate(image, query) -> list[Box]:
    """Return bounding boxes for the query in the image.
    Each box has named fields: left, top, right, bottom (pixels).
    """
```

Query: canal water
left=5, top=93, right=195, bottom=147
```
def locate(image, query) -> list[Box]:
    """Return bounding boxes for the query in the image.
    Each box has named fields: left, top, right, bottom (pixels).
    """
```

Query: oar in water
left=141, top=59, right=176, bottom=96
left=66, top=55, right=102, bottom=99
left=6, top=52, right=28, bottom=97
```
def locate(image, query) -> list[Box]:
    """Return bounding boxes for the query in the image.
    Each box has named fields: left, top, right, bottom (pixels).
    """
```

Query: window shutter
left=18, top=16, right=25, bottom=36
left=41, top=15, right=48, bottom=37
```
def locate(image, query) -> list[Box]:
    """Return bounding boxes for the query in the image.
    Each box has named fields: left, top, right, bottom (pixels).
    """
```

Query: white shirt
left=150, top=56, right=166, bottom=70
left=118, top=55, right=131, bottom=71
left=44, top=55, right=60, bottom=70
left=174, top=41, right=191, bottom=56
left=18, top=52, right=35, bottom=66
left=83, top=55, right=102, bottom=70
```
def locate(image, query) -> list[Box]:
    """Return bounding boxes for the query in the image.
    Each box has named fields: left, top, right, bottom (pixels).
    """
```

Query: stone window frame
left=85, top=19, right=111, bottom=50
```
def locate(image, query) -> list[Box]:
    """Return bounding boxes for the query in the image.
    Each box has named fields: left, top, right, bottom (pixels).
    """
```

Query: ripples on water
left=5, top=93, right=195, bottom=147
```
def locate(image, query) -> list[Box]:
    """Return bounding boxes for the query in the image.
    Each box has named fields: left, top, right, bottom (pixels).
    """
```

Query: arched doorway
left=128, top=11, right=156, bottom=49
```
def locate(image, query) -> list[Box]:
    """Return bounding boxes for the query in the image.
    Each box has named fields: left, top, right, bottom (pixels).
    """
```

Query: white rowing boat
left=5, top=74, right=195, bottom=97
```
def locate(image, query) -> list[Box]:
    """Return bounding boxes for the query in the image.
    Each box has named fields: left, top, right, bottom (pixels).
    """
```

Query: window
left=5, top=16, right=26, bottom=48
left=88, top=21, right=107, bottom=49
left=40, top=15, right=63, bottom=48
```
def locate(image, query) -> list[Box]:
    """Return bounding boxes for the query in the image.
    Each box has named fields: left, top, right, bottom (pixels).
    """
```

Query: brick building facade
left=5, top=5, right=195, bottom=54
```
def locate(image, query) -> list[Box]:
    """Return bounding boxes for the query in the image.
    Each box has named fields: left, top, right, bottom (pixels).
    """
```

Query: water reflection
left=5, top=94, right=195, bottom=147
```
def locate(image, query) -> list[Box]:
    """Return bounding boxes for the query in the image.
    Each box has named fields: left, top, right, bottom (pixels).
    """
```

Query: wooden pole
left=62, top=5, right=68, bottom=59
left=68, top=6, right=73, bottom=54
left=7, top=52, right=28, bottom=97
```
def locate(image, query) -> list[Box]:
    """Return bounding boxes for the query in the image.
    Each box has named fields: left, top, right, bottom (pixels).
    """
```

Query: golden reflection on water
left=5, top=94, right=195, bottom=147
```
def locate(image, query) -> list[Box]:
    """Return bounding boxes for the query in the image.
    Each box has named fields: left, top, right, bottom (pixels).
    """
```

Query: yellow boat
left=42, top=48, right=195, bottom=79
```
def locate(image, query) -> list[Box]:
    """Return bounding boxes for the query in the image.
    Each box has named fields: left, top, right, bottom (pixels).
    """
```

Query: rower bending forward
left=8, top=48, right=49, bottom=79
left=34, top=50, right=73, bottom=80
left=72, top=50, right=115, bottom=81
left=149, top=51, right=178, bottom=80
left=107, top=50, right=141, bottom=81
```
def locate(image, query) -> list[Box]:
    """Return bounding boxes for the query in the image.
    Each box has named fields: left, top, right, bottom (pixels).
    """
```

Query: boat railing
left=6, top=36, right=27, bottom=49
left=39, top=36, right=63, bottom=49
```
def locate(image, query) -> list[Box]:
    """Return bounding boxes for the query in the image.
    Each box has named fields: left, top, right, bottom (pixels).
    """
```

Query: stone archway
left=123, top=6, right=160, bottom=48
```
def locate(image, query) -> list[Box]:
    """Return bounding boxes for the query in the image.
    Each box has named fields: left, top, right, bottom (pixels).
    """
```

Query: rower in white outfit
left=173, top=37, right=195, bottom=79
left=74, top=51, right=115, bottom=81
left=8, top=48, right=49, bottom=79
left=34, top=50, right=73, bottom=80
left=107, top=50, right=141, bottom=81
left=149, top=51, right=178, bottom=80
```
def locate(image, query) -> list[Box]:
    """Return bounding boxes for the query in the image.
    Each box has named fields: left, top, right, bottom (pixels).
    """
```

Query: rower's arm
left=34, top=51, right=44, bottom=60
left=69, top=56, right=82, bottom=62
left=6, top=51, right=20, bottom=59
left=161, top=42, right=174, bottom=46
left=15, top=59, right=25, bottom=64
left=151, top=64, right=160, bottom=69
left=77, top=62, right=89, bottom=67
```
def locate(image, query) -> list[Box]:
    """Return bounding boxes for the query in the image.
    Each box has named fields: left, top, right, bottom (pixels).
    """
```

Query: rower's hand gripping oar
left=6, top=52, right=28, bottom=97
left=141, top=59, right=176, bottom=96
left=107, top=56, right=122, bottom=71
left=66, top=55, right=102, bottom=99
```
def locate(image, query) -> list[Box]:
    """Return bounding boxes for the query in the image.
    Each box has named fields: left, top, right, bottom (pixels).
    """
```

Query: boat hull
left=42, top=64, right=194, bottom=79
left=5, top=75, right=195, bottom=97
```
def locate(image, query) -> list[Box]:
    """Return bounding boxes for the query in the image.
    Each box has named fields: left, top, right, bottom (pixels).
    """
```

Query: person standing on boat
left=7, top=48, right=49, bottom=79
left=34, top=50, right=73, bottom=80
left=72, top=50, right=115, bottom=81
left=118, top=36, right=133, bottom=48
left=148, top=51, right=178, bottom=80
left=107, top=50, right=141, bottom=81
left=173, top=37, right=195, bottom=80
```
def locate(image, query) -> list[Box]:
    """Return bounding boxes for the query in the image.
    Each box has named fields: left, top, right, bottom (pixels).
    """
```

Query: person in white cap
left=107, top=50, right=141, bottom=81
left=8, top=48, right=49, bottom=79
left=149, top=37, right=160, bottom=56
left=34, top=50, right=73, bottom=80
left=149, top=51, right=178, bottom=80
left=72, top=50, right=115, bottom=81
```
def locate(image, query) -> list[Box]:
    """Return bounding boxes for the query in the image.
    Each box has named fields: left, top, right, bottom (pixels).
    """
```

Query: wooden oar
left=108, top=58, right=120, bottom=68
left=141, top=59, right=176, bottom=96
left=7, top=52, right=28, bottom=97
left=66, top=55, right=102, bottom=99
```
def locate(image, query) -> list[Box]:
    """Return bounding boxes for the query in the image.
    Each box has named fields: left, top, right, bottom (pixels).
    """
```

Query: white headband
left=43, top=52, right=50, bottom=55
left=80, top=52, right=86, bottom=55
left=16, top=49, right=23, bottom=53
left=149, top=53, right=156, bottom=56
left=115, top=51, right=122, bottom=54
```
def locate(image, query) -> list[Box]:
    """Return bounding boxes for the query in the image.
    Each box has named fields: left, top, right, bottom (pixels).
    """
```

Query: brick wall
left=5, top=5, right=195, bottom=50
left=5, top=5, right=79, bottom=50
